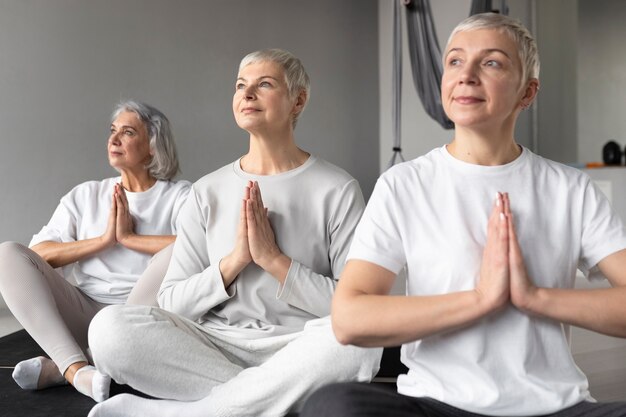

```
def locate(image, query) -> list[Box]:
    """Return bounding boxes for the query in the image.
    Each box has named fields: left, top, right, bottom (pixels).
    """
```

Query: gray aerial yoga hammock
left=387, top=0, right=508, bottom=169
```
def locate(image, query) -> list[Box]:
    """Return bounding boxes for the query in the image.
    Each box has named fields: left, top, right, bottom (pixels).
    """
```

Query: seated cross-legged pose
left=0, top=100, right=190, bottom=402
left=301, top=13, right=626, bottom=417
left=87, top=49, right=382, bottom=417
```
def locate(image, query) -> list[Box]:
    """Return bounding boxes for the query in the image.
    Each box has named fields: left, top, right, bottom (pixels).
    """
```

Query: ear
left=519, top=78, right=540, bottom=109
left=292, top=89, right=307, bottom=116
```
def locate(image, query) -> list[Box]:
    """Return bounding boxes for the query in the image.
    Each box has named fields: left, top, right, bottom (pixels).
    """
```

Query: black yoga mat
left=0, top=329, right=405, bottom=417
left=0, top=330, right=144, bottom=417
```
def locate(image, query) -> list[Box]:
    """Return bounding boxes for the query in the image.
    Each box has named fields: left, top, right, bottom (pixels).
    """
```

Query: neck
left=241, top=132, right=309, bottom=175
left=120, top=169, right=157, bottom=192
left=448, top=126, right=521, bottom=166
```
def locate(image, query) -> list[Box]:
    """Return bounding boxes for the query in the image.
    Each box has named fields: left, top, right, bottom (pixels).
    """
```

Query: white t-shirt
left=348, top=146, right=626, bottom=416
left=159, top=156, right=365, bottom=339
left=30, top=177, right=191, bottom=304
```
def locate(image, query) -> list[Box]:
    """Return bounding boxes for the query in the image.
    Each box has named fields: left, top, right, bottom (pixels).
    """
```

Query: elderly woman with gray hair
left=86, top=49, right=381, bottom=417
left=0, top=100, right=190, bottom=402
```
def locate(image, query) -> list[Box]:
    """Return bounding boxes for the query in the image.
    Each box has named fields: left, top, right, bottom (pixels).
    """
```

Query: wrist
left=117, top=233, right=135, bottom=248
left=513, top=285, right=542, bottom=314
left=259, top=253, right=291, bottom=283
left=473, top=288, right=507, bottom=316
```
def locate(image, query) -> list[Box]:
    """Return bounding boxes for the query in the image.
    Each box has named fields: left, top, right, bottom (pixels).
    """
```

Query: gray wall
left=578, top=0, right=626, bottom=163
left=535, top=0, right=578, bottom=163
left=0, top=0, right=379, bottom=246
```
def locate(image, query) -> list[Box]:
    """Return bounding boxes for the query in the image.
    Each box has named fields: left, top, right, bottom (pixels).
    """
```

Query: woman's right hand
left=475, top=192, right=510, bottom=313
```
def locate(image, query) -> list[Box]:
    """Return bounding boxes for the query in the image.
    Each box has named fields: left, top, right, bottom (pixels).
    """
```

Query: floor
left=1, top=303, right=625, bottom=402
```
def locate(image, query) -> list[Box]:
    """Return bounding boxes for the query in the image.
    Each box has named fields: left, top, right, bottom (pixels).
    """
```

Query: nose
left=108, top=132, right=121, bottom=145
left=243, top=84, right=256, bottom=100
left=459, top=62, right=479, bottom=85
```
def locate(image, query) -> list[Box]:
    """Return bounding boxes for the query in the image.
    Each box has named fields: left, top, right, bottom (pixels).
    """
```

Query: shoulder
left=525, top=150, right=591, bottom=185
left=158, top=178, right=192, bottom=194
left=380, top=147, right=443, bottom=186
left=193, top=162, right=237, bottom=191
left=306, top=157, right=357, bottom=185
left=63, top=177, right=117, bottom=199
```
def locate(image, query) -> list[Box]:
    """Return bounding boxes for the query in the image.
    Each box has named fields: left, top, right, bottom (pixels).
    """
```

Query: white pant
left=89, top=305, right=382, bottom=416
left=0, top=242, right=172, bottom=374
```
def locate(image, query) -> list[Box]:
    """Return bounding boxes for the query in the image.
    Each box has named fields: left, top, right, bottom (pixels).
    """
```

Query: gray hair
left=111, top=100, right=180, bottom=180
left=446, top=13, right=540, bottom=83
left=239, top=48, right=310, bottom=127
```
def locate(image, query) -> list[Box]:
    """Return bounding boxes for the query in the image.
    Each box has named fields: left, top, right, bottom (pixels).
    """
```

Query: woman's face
left=441, top=28, right=532, bottom=131
left=232, top=60, right=299, bottom=134
left=107, top=110, right=152, bottom=172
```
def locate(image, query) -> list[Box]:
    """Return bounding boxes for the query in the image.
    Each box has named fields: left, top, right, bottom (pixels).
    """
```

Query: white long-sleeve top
left=158, top=156, right=365, bottom=339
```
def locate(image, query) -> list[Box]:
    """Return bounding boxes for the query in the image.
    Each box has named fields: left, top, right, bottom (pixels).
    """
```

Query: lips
left=454, top=96, right=485, bottom=104
left=241, top=107, right=260, bottom=114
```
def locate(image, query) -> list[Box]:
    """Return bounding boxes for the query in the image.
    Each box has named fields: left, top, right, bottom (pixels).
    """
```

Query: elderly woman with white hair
left=0, top=100, right=190, bottom=402
left=301, top=12, right=626, bottom=417
left=86, top=49, right=381, bottom=417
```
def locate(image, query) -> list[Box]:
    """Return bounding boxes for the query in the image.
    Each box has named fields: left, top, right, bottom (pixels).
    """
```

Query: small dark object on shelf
left=602, top=141, right=622, bottom=165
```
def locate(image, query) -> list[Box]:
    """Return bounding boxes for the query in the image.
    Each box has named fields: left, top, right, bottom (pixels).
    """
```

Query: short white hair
left=239, top=49, right=310, bottom=128
left=446, top=13, right=540, bottom=82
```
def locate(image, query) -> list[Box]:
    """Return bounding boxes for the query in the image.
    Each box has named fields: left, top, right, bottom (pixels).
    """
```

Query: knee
left=0, top=241, right=29, bottom=264
left=301, top=383, right=363, bottom=417
left=0, top=242, right=30, bottom=286
left=88, top=305, right=147, bottom=371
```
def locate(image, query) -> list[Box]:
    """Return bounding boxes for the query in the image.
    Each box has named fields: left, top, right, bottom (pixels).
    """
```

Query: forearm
left=119, top=234, right=176, bottom=255
left=523, top=286, right=626, bottom=338
left=277, top=260, right=337, bottom=317
left=158, top=265, right=233, bottom=320
left=31, top=239, right=110, bottom=268
left=332, top=289, right=489, bottom=347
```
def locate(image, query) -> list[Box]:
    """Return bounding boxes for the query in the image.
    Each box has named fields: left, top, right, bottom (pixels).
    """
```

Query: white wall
left=577, top=0, right=626, bottom=163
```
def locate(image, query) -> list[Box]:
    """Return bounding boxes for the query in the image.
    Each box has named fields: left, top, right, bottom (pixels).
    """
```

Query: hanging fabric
left=387, top=0, right=511, bottom=170
left=404, top=0, right=454, bottom=131
left=470, top=0, right=509, bottom=15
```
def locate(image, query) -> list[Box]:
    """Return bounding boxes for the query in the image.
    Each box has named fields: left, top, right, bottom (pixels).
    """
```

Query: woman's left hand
left=114, top=183, right=136, bottom=245
left=246, top=181, right=282, bottom=269
left=502, top=193, right=538, bottom=311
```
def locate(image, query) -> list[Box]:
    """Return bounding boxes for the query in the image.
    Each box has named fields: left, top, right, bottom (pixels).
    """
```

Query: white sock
left=73, top=365, right=111, bottom=403
left=12, top=356, right=66, bottom=390
left=88, top=394, right=200, bottom=417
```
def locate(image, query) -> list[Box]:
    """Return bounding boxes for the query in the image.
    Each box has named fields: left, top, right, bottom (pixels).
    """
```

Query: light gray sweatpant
left=0, top=241, right=173, bottom=374
left=89, top=305, right=382, bottom=416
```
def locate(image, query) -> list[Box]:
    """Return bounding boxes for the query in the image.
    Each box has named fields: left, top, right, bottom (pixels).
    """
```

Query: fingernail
left=500, top=213, right=505, bottom=221
left=496, top=192, right=501, bottom=206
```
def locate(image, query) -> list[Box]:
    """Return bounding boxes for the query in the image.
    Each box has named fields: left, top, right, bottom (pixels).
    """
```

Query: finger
left=117, top=184, right=129, bottom=209
left=487, top=192, right=503, bottom=236
left=253, top=181, right=265, bottom=209
left=244, top=182, right=251, bottom=200
left=503, top=192, right=511, bottom=217
left=249, top=185, right=264, bottom=225
left=115, top=192, right=125, bottom=215
left=246, top=199, right=258, bottom=236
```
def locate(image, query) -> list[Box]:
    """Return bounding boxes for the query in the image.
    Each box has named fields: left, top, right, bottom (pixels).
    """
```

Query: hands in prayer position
left=477, top=192, right=537, bottom=314
left=102, top=184, right=136, bottom=249
left=220, top=181, right=290, bottom=287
